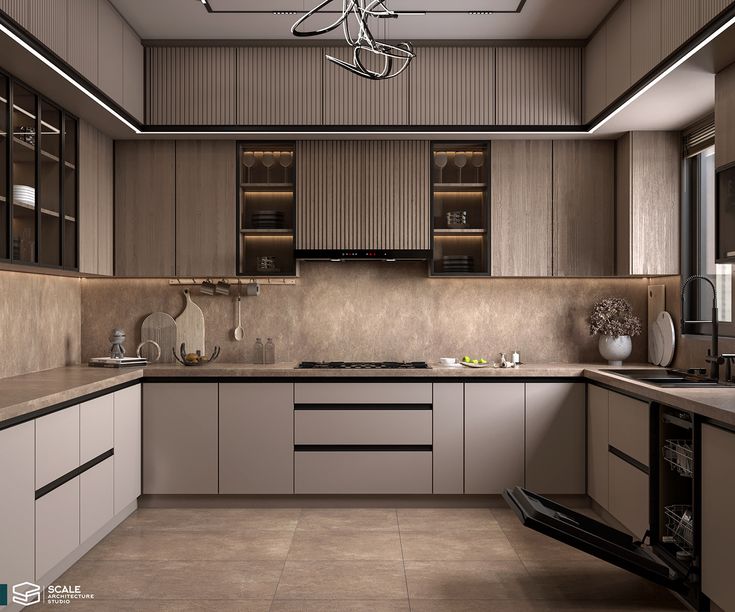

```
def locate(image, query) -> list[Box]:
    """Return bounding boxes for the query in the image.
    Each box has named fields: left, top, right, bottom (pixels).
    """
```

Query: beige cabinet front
left=80, top=394, right=114, bottom=464
left=219, top=383, right=294, bottom=494
left=143, top=383, right=218, bottom=494
left=525, top=382, right=586, bottom=494
left=114, top=385, right=142, bottom=513
left=36, top=405, right=80, bottom=489
left=36, top=478, right=80, bottom=580
left=587, top=385, right=610, bottom=509
left=432, top=383, right=464, bottom=494
left=80, top=457, right=114, bottom=542
left=608, top=453, right=649, bottom=538
left=608, top=391, right=650, bottom=467
left=464, top=382, right=525, bottom=494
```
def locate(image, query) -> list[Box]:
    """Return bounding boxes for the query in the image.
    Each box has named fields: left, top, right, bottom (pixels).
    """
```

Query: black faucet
left=681, top=275, right=724, bottom=380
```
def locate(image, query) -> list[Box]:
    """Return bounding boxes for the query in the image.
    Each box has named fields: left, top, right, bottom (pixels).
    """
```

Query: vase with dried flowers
left=588, top=297, right=643, bottom=365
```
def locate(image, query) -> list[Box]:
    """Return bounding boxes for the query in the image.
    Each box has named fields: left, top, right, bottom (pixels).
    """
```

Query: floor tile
left=397, top=509, right=500, bottom=532
left=270, top=600, right=410, bottom=611
left=121, top=508, right=301, bottom=531
left=408, top=601, right=686, bottom=612
left=400, top=530, right=519, bottom=561
left=57, top=560, right=284, bottom=599
left=296, top=508, right=399, bottom=532
left=287, top=529, right=403, bottom=560
left=85, top=528, right=293, bottom=561
left=36, top=601, right=272, bottom=612
left=275, top=561, right=407, bottom=600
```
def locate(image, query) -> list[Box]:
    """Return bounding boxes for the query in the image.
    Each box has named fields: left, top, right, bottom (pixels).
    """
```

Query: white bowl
left=440, top=357, right=457, bottom=366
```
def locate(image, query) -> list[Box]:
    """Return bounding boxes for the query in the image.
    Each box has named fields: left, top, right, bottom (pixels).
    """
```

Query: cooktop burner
left=297, top=361, right=431, bottom=370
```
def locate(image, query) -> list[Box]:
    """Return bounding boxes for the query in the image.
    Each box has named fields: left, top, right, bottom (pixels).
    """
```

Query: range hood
left=295, top=141, right=431, bottom=261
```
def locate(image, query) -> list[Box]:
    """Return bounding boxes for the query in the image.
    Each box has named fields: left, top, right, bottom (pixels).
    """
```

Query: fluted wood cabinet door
left=552, top=140, right=615, bottom=276
left=78, top=120, right=99, bottom=274
left=114, top=141, right=176, bottom=276
left=237, top=47, right=322, bottom=125
left=97, top=131, right=113, bottom=276
left=584, top=26, right=606, bottom=123
left=631, top=0, right=662, bottom=84
left=491, top=140, right=552, bottom=276
left=122, top=20, right=144, bottom=121
left=175, top=140, right=236, bottom=277
left=98, top=0, right=123, bottom=105
left=297, top=140, right=429, bottom=250
left=699, top=0, right=733, bottom=26
left=146, top=46, right=237, bottom=124
left=0, top=0, right=27, bottom=24
left=496, top=47, right=581, bottom=125
left=67, top=0, right=98, bottom=85
left=661, top=0, right=699, bottom=57
left=605, top=0, right=630, bottom=103
left=322, top=47, right=408, bottom=125
left=27, top=0, right=67, bottom=59
left=409, top=46, right=495, bottom=125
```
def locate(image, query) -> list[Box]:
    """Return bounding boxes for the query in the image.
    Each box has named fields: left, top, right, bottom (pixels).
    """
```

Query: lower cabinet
left=219, top=383, right=294, bottom=494
left=432, top=383, right=464, bottom=494
left=0, top=421, right=35, bottom=594
left=114, top=385, right=142, bottom=513
left=464, top=382, right=525, bottom=494
left=143, top=383, right=218, bottom=494
left=525, top=382, right=586, bottom=494
left=80, top=458, right=114, bottom=542
left=608, top=453, right=649, bottom=537
left=587, top=385, right=610, bottom=508
left=702, top=423, right=735, bottom=612
left=36, top=478, right=80, bottom=580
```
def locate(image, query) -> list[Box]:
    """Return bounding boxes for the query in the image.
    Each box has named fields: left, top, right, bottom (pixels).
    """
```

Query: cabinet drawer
left=36, top=405, right=80, bottom=489
left=80, top=457, right=114, bottom=543
left=295, top=409, right=432, bottom=445
left=80, top=394, right=114, bottom=464
left=609, top=391, right=649, bottom=467
left=295, top=382, right=432, bottom=404
left=36, top=477, right=80, bottom=580
left=295, top=451, right=432, bottom=493
left=609, top=453, right=649, bottom=537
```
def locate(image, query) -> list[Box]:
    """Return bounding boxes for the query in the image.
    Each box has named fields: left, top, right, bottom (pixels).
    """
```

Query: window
left=682, top=145, right=735, bottom=336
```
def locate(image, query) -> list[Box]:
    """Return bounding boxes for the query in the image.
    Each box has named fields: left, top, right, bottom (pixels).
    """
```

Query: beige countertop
left=1, top=362, right=734, bottom=429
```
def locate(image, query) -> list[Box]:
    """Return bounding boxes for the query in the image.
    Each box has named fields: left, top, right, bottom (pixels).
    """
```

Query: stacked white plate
left=13, top=185, right=35, bottom=206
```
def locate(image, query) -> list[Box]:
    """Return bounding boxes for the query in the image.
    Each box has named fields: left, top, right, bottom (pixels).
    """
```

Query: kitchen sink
left=608, top=369, right=734, bottom=388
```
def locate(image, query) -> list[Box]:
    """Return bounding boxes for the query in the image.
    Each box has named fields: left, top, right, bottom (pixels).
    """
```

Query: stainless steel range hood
left=295, top=141, right=431, bottom=261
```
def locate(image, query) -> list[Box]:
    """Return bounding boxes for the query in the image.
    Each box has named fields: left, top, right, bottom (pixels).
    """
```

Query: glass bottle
left=265, top=338, right=275, bottom=364
left=254, top=338, right=264, bottom=364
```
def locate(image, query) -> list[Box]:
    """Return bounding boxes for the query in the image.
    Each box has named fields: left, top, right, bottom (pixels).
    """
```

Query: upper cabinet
left=122, top=20, right=144, bottom=122
left=27, top=0, right=68, bottom=59
left=716, top=62, right=735, bottom=170
left=630, top=0, right=662, bottom=84
left=97, top=0, right=123, bottom=105
left=583, top=24, right=606, bottom=122
left=605, top=0, right=630, bottom=103
left=67, top=0, right=98, bottom=85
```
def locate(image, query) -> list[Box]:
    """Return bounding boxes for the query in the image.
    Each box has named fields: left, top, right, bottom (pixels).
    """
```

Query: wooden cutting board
left=175, top=289, right=205, bottom=356
left=140, top=312, right=177, bottom=363
left=647, top=284, right=666, bottom=364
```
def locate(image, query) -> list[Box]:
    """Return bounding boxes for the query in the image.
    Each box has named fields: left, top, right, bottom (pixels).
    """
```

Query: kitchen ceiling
left=109, top=0, right=617, bottom=40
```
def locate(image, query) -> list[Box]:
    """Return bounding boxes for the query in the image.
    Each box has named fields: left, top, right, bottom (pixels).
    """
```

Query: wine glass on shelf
left=279, top=150, right=293, bottom=183
left=434, top=151, right=448, bottom=184
left=242, top=151, right=256, bottom=183
left=471, top=151, right=484, bottom=183
left=262, top=152, right=275, bottom=183
left=454, top=152, right=467, bottom=183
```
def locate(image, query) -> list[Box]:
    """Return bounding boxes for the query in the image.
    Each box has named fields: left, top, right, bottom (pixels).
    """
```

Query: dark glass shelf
left=434, top=228, right=487, bottom=236
left=433, top=183, right=487, bottom=191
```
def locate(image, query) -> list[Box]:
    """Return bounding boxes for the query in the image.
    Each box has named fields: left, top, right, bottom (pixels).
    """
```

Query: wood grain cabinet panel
left=0, top=0, right=27, bottom=24
left=699, top=0, right=733, bottom=26
left=175, top=141, right=236, bottom=277
left=496, top=47, right=581, bottom=125
left=631, top=0, right=662, bottom=84
left=661, top=0, right=699, bottom=57
left=237, top=47, right=322, bottom=125
left=122, top=20, right=144, bottom=121
left=716, top=62, right=735, bottom=170
left=0, top=422, right=35, bottom=599
left=605, top=0, right=630, bottom=103
left=67, top=0, right=98, bottom=84
left=114, top=141, right=175, bottom=276
left=97, top=131, right=114, bottom=275
left=409, top=46, right=495, bottom=125
left=146, top=46, right=238, bottom=124
left=432, top=383, right=464, bottom=494
left=78, top=119, right=99, bottom=274
left=143, top=383, right=218, bottom=494
left=219, top=383, right=294, bottom=494
left=464, top=383, right=525, bottom=494
left=525, top=382, right=585, bottom=494
left=491, top=140, right=552, bottom=276
left=587, top=385, right=609, bottom=509
left=28, top=0, right=67, bottom=59
left=584, top=25, right=606, bottom=122
left=702, top=423, right=735, bottom=612
left=323, top=46, right=408, bottom=125
left=97, top=0, right=123, bottom=104
left=616, top=132, right=680, bottom=275
left=552, top=140, right=615, bottom=276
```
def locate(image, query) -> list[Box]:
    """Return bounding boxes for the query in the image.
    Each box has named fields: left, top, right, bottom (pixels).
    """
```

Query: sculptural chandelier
left=291, top=0, right=415, bottom=80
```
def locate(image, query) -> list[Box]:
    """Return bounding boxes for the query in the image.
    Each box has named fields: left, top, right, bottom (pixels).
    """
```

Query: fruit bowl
left=172, top=343, right=221, bottom=366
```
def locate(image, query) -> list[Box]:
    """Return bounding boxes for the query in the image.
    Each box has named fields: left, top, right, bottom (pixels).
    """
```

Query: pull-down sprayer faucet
left=681, top=275, right=724, bottom=380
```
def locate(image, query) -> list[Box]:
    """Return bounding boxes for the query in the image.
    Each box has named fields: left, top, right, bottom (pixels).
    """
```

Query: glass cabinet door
left=63, top=115, right=77, bottom=269
left=0, top=75, right=7, bottom=260
left=11, top=84, right=37, bottom=264
left=39, top=101, right=61, bottom=266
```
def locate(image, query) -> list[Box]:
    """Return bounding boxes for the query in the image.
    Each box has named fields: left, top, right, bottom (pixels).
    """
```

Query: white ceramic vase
left=598, top=335, right=632, bottom=366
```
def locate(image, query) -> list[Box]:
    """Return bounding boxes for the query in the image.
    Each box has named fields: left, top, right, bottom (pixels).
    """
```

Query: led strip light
left=1, top=11, right=734, bottom=136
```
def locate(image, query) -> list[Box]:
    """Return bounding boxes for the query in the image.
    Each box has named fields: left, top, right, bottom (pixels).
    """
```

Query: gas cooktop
left=297, top=361, right=431, bottom=369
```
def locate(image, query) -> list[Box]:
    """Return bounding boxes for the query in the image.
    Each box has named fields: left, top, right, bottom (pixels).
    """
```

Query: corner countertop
left=1, top=362, right=734, bottom=429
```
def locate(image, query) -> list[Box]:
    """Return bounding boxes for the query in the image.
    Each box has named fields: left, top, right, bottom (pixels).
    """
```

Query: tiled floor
left=39, top=507, right=688, bottom=611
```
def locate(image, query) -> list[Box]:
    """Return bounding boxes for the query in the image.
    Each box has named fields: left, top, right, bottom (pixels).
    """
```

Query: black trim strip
left=294, top=249, right=429, bottom=260
left=294, top=403, right=432, bottom=411
left=203, top=0, right=526, bottom=14
left=35, top=448, right=114, bottom=500
left=142, top=376, right=585, bottom=384
left=608, top=445, right=650, bottom=476
left=295, top=445, right=432, bottom=452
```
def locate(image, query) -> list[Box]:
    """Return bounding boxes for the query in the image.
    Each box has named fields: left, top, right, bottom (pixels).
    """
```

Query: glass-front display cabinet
left=430, top=142, right=490, bottom=276
left=1, top=70, right=78, bottom=269
left=237, top=142, right=296, bottom=276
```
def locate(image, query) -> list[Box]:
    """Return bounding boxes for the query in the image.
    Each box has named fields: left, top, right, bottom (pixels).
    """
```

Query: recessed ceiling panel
left=207, top=0, right=522, bottom=12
